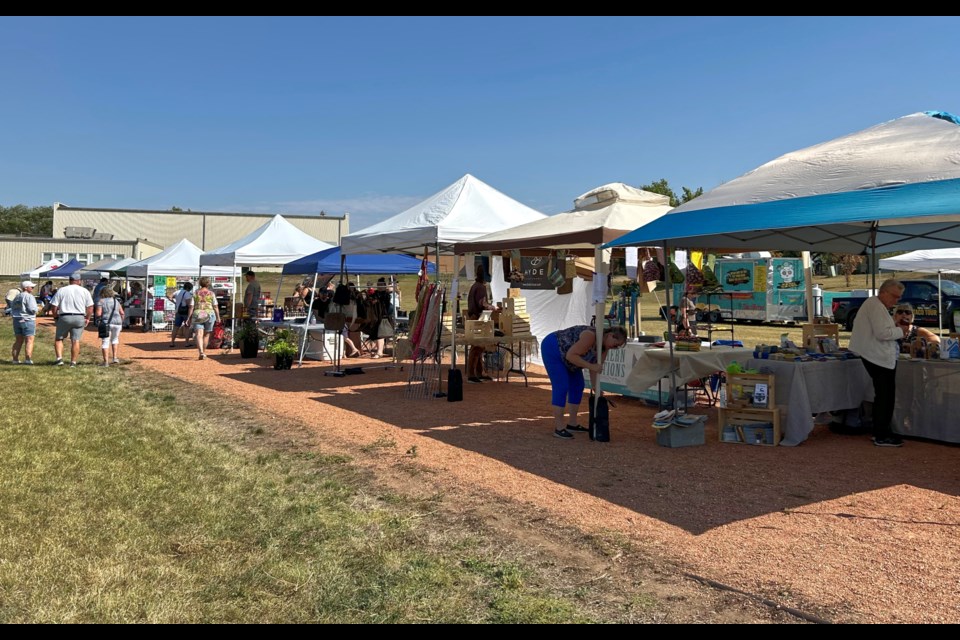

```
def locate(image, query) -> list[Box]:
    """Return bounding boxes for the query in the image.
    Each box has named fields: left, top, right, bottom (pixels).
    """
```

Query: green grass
left=0, top=320, right=608, bottom=623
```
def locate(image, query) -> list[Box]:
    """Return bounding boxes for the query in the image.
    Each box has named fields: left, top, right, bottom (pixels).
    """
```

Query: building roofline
left=0, top=236, right=162, bottom=248
left=54, top=205, right=348, bottom=221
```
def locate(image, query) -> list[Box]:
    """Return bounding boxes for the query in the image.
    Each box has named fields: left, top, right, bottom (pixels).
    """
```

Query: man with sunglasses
left=849, top=279, right=910, bottom=447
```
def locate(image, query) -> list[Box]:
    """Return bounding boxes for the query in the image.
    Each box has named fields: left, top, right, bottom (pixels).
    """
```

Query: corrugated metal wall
left=53, top=207, right=347, bottom=250
left=0, top=239, right=161, bottom=276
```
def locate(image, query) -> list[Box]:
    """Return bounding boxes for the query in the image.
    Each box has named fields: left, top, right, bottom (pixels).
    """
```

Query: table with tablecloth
left=745, top=358, right=874, bottom=446
left=894, top=359, right=960, bottom=443
left=624, top=345, right=752, bottom=395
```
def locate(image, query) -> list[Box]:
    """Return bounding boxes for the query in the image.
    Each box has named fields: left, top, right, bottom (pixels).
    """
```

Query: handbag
left=98, top=297, right=119, bottom=339
left=377, top=317, right=394, bottom=338
left=588, top=393, right=611, bottom=442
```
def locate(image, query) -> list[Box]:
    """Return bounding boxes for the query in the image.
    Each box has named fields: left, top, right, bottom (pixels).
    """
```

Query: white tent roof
left=104, top=257, right=138, bottom=274
left=21, top=258, right=62, bottom=279
left=455, top=183, right=671, bottom=254
left=199, top=215, right=333, bottom=267
left=607, top=111, right=960, bottom=253
left=127, top=239, right=241, bottom=277
left=879, top=248, right=960, bottom=274
left=340, top=174, right=547, bottom=255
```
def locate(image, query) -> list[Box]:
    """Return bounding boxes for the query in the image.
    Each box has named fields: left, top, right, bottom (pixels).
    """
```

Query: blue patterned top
left=555, top=325, right=597, bottom=372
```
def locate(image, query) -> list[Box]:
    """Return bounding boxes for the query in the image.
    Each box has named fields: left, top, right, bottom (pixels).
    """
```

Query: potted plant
left=266, top=328, right=298, bottom=369
left=235, top=321, right=260, bottom=359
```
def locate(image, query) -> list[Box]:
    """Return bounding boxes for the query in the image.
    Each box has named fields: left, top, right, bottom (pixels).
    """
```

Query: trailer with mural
left=671, top=257, right=843, bottom=323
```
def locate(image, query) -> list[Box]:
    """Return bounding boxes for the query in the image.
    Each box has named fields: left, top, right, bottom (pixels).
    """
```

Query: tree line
left=0, top=205, right=53, bottom=236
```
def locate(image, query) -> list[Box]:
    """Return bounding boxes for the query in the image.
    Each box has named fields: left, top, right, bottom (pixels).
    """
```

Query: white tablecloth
left=625, top=346, right=752, bottom=394
left=894, top=359, right=960, bottom=443
left=746, top=358, right=874, bottom=446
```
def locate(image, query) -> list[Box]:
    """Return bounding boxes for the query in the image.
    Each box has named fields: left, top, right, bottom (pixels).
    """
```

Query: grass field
left=0, top=320, right=615, bottom=623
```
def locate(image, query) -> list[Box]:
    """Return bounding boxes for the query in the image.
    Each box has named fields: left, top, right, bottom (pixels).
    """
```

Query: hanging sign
left=518, top=256, right=555, bottom=290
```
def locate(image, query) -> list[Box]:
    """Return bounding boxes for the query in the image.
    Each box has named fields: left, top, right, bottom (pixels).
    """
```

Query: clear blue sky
left=3, top=16, right=960, bottom=232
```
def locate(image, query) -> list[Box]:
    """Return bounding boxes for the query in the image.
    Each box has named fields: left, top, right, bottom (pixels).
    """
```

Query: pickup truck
left=831, top=279, right=960, bottom=331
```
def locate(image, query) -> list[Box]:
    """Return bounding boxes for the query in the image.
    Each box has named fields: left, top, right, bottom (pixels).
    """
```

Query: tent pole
left=664, top=241, right=678, bottom=414
left=939, top=270, right=944, bottom=337
left=450, top=254, right=459, bottom=371
left=593, top=245, right=607, bottom=424
left=298, top=272, right=318, bottom=366
left=435, top=240, right=445, bottom=397
left=802, top=251, right=814, bottom=321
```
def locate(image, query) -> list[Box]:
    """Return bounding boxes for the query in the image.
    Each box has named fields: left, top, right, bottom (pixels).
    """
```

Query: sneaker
left=23, top=359, right=33, bottom=365
left=567, top=424, right=589, bottom=432
left=467, top=376, right=482, bottom=384
left=11, top=360, right=19, bottom=365
left=69, top=362, right=77, bottom=368
left=199, top=353, right=206, bottom=360
left=54, top=358, right=64, bottom=366
left=112, top=359, right=120, bottom=364
left=169, top=344, right=176, bottom=348
left=97, top=362, right=109, bottom=367
left=479, top=375, right=494, bottom=381
left=553, top=428, right=574, bottom=440
left=873, top=437, right=904, bottom=447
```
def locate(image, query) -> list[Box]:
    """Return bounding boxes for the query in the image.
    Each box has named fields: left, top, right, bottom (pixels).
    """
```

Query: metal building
left=0, top=236, right=163, bottom=276
left=52, top=204, right=348, bottom=251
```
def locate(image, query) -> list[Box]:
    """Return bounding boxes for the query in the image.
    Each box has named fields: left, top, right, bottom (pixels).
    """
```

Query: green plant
left=266, top=328, right=298, bottom=357
left=266, top=339, right=298, bottom=357
left=234, top=321, right=259, bottom=343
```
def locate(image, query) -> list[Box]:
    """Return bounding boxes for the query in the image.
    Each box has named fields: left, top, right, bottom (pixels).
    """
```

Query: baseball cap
left=70, top=272, right=82, bottom=281
left=21, top=280, right=35, bottom=288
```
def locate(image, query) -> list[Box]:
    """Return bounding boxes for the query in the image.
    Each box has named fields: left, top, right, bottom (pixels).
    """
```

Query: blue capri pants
left=541, top=332, right=585, bottom=408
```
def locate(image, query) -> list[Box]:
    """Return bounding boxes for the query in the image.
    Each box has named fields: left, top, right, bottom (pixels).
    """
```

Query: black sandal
left=567, top=424, right=589, bottom=432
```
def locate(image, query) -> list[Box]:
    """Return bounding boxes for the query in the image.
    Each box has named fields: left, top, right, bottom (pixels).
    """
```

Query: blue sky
left=3, top=16, right=960, bottom=232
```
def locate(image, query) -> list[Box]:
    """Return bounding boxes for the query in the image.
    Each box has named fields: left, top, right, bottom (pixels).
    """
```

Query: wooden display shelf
left=725, top=372, right=775, bottom=410
left=718, top=407, right=781, bottom=446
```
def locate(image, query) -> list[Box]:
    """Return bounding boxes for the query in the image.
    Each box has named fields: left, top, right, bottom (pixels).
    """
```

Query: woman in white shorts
left=96, top=288, right=125, bottom=366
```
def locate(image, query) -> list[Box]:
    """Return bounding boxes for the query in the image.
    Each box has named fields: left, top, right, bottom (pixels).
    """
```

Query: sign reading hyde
left=519, top=256, right=555, bottom=290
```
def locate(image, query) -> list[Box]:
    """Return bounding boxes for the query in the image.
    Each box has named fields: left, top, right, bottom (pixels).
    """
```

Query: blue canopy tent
left=281, top=246, right=435, bottom=366
left=41, top=258, right=86, bottom=278
left=282, top=246, right=435, bottom=276
left=604, top=111, right=960, bottom=441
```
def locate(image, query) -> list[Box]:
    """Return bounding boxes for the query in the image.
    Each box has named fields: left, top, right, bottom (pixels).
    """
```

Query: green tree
left=640, top=179, right=703, bottom=208
left=170, top=206, right=183, bottom=212
left=0, top=204, right=53, bottom=236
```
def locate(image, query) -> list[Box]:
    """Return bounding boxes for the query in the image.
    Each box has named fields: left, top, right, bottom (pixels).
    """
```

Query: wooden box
left=507, top=288, right=522, bottom=298
left=725, top=372, right=775, bottom=410
left=465, top=319, right=494, bottom=338
left=802, top=323, right=839, bottom=350
left=718, top=407, right=781, bottom=446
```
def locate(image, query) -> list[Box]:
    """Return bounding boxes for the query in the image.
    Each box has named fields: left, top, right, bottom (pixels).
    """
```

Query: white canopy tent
left=21, top=258, right=62, bottom=280
left=340, top=174, right=546, bottom=256
left=879, top=248, right=960, bottom=334
left=199, top=215, right=333, bottom=334
left=341, top=174, right=547, bottom=391
left=127, top=239, right=240, bottom=278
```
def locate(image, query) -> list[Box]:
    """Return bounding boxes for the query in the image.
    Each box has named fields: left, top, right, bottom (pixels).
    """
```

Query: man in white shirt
left=849, top=279, right=909, bottom=447
left=50, top=272, right=95, bottom=367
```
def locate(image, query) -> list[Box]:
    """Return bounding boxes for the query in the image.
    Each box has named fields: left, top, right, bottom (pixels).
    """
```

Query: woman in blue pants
left=541, top=324, right=627, bottom=439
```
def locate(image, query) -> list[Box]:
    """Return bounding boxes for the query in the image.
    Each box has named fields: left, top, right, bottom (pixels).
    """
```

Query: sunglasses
left=895, top=310, right=913, bottom=315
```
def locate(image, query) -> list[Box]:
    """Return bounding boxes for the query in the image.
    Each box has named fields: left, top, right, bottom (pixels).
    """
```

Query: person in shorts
left=50, top=272, right=94, bottom=367
left=96, top=287, right=126, bottom=366
left=11, top=280, right=38, bottom=364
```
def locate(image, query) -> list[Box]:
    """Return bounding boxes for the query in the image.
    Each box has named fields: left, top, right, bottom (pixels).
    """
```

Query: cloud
left=218, top=194, right=423, bottom=232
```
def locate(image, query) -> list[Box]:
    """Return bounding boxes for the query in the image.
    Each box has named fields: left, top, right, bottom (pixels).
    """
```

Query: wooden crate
left=802, top=323, right=839, bottom=350
left=725, top=372, right=775, bottom=410
left=465, top=319, right=494, bottom=338
left=718, top=407, right=781, bottom=446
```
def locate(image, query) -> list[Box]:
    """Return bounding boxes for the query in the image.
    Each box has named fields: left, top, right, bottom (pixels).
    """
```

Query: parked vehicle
left=831, top=279, right=960, bottom=331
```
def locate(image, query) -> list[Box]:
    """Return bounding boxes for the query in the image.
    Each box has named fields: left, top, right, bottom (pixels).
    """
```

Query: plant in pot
left=235, top=321, right=260, bottom=359
left=266, top=328, right=298, bottom=369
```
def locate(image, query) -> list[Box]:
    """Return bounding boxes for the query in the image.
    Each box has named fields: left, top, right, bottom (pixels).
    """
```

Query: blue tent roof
left=41, top=258, right=86, bottom=278
left=282, top=246, right=435, bottom=276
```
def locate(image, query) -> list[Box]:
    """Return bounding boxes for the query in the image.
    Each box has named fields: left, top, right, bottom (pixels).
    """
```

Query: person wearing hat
left=49, top=272, right=95, bottom=367
left=11, top=280, right=38, bottom=364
